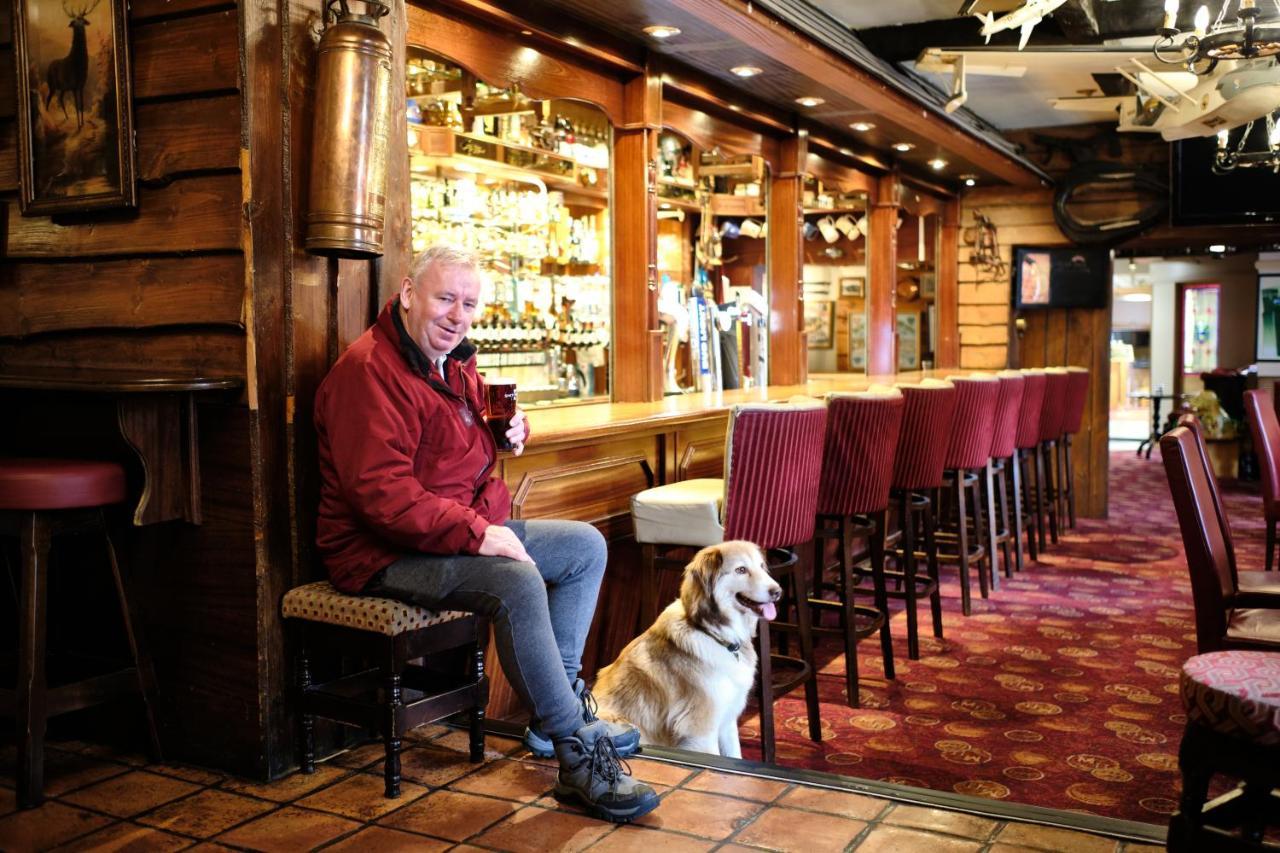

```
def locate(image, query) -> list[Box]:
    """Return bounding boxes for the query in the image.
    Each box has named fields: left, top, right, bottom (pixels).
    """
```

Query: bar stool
left=989, top=371, right=1027, bottom=577
left=631, top=401, right=827, bottom=763
left=1243, top=390, right=1280, bottom=572
left=1060, top=367, right=1090, bottom=529
left=938, top=374, right=999, bottom=615
left=1168, top=650, right=1280, bottom=852
left=1037, top=367, right=1070, bottom=546
left=1014, top=369, right=1048, bottom=561
left=811, top=386, right=903, bottom=707
left=874, top=379, right=955, bottom=660
left=0, top=458, right=162, bottom=808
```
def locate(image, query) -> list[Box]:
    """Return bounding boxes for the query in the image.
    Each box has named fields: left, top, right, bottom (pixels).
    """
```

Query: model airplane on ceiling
left=975, top=0, right=1069, bottom=51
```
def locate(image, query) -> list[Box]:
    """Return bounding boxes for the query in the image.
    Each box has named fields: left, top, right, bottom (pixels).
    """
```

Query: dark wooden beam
left=1054, top=0, right=1102, bottom=44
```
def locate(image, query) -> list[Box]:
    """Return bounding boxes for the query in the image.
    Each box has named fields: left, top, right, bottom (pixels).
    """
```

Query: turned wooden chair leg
left=17, top=511, right=51, bottom=810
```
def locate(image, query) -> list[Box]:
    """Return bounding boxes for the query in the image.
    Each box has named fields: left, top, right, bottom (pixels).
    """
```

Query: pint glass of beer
left=485, top=377, right=518, bottom=451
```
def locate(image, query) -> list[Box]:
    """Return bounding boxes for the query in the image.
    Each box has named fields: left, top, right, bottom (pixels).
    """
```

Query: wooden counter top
left=524, top=370, right=968, bottom=446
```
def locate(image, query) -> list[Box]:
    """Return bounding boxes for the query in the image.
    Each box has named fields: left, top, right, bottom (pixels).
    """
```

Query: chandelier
left=1214, top=110, right=1280, bottom=171
left=1154, top=0, right=1280, bottom=73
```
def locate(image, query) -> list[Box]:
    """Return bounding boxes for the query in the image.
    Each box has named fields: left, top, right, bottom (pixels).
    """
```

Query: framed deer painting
left=12, top=0, right=136, bottom=214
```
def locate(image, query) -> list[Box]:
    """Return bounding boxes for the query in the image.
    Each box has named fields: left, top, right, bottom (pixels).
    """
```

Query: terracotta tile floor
left=0, top=727, right=1162, bottom=852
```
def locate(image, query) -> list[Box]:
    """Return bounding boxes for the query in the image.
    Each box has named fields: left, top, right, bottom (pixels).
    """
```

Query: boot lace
left=579, top=684, right=600, bottom=723
left=588, top=735, right=631, bottom=788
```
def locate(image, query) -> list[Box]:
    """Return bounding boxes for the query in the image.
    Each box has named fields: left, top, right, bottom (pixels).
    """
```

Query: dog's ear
left=681, top=545, right=724, bottom=625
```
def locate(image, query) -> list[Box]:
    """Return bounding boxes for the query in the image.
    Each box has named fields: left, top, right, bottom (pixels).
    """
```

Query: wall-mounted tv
left=1172, top=133, right=1280, bottom=227
left=1011, top=245, right=1111, bottom=311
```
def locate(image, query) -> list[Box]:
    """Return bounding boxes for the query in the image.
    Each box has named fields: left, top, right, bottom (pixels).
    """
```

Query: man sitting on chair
left=313, top=245, right=656, bottom=823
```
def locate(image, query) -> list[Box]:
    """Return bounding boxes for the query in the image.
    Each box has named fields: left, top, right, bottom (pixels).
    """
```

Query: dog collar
left=701, top=627, right=740, bottom=657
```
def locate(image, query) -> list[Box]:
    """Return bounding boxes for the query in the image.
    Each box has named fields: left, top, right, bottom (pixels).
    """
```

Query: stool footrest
left=304, top=668, right=487, bottom=733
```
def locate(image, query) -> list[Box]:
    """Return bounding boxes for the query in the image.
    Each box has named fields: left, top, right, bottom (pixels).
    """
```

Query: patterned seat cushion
left=282, top=581, right=467, bottom=637
left=1180, top=651, right=1280, bottom=746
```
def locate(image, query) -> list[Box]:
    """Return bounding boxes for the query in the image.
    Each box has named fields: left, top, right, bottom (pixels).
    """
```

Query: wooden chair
left=1159, top=427, right=1280, bottom=653
left=631, top=401, right=827, bottom=763
left=1242, top=390, right=1280, bottom=572
left=0, top=458, right=162, bottom=809
left=282, top=581, right=489, bottom=797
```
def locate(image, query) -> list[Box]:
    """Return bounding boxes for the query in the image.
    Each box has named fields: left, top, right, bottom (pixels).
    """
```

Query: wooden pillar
left=936, top=197, right=961, bottom=369
left=612, top=66, right=662, bottom=402
left=868, top=173, right=900, bottom=376
left=768, top=134, right=806, bottom=386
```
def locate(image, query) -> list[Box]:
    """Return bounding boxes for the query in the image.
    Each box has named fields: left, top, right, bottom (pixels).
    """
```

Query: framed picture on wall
left=12, top=0, right=137, bottom=214
left=1257, top=276, right=1280, bottom=361
left=848, top=313, right=867, bottom=370
left=897, top=312, right=920, bottom=370
left=840, top=277, right=864, bottom=298
left=804, top=300, right=834, bottom=349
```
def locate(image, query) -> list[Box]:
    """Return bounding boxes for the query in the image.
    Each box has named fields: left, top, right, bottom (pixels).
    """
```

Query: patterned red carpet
left=741, top=450, right=1266, bottom=824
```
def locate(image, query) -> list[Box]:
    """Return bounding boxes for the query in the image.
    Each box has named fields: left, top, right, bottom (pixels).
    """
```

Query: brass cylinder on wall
left=305, top=0, right=392, bottom=258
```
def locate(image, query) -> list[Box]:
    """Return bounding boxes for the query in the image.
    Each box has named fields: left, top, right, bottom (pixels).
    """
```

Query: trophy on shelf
left=658, top=278, right=689, bottom=395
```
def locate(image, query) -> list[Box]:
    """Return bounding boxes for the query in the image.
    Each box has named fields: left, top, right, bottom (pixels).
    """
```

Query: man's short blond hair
left=407, top=245, right=480, bottom=286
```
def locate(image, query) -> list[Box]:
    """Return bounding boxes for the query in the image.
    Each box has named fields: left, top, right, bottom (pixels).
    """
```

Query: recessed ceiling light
left=1120, top=293, right=1153, bottom=303
left=731, top=65, right=762, bottom=77
left=643, top=25, right=681, bottom=38
left=520, top=29, right=532, bottom=36
left=850, top=121, right=875, bottom=132
left=960, top=173, right=977, bottom=186
left=928, top=158, right=947, bottom=170
left=1209, top=243, right=1226, bottom=253
left=839, top=147, right=854, bottom=156
left=795, top=96, right=825, bottom=107
left=728, top=104, right=742, bottom=111
left=892, top=142, right=915, bottom=153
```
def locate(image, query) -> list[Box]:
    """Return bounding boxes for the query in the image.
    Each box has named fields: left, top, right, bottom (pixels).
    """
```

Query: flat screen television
left=1172, top=134, right=1280, bottom=226
left=1011, top=245, right=1111, bottom=311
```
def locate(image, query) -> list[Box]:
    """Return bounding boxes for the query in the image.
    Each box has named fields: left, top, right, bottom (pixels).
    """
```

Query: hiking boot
left=552, top=720, right=659, bottom=823
left=524, top=678, right=641, bottom=759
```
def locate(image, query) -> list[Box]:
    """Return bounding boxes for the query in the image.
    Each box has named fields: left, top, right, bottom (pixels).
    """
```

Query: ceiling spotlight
left=795, top=96, right=825, bottom=107
left=850, top=121, right=876, bottom=132
left=839, top=147, right=854, bottom=156
left=1120, top=292, right=1153, bottom=303
left=960, top=173, right=977, bottom=186
left=928, top=158, right=947, bottom=170
left=1209, top=243, right=1226, bottom=253
left=730, top=65, right=762, bottom=77
left=642, top=25, right=681, bottom=38
left=892, top=142, right=915, bottom=152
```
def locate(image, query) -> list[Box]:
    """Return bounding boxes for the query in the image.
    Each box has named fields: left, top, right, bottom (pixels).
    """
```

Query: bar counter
left=488, top=369, right=989, bottom=722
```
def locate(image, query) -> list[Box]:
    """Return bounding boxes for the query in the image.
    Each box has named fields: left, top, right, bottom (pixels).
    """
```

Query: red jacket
left=314, top=298, right=511, bottom=593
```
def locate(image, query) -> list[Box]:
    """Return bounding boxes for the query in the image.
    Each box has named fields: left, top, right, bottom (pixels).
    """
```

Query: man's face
left=400, top=263, right=482, bottom=361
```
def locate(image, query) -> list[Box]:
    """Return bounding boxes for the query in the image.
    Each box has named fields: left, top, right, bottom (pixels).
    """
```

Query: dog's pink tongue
left=760, top=601, right=777, bottom=621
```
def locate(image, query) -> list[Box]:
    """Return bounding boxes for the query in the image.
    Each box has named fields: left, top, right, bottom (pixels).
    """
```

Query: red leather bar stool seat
left=1167, top=651, right=1280, bottom=851
left=938, top=374, right=999, bottom=616
left=812, top=386, right=903, bottom=706
left=0, top=458, right=127, bottom=510
left=1060, top=367, right=1091, bottom=529
left=871, top=379, right=956, bottom=661
left=989, top=371, right=1026, bottom=577
left=1015, top=369, right=1048, bottom=561
left=631, top=401, right=827, bottom=763
left=0, top=457, right=161, bottom=809
left=1037, top=367, right=1071, bottom=546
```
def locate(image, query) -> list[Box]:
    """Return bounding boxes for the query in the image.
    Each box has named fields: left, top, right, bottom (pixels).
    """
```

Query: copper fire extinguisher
left=305, top=0, right=392, bottom=258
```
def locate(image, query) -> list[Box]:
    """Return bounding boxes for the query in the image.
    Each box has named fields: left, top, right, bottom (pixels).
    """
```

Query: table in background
left=1130, top=391, right=1178, bottom=460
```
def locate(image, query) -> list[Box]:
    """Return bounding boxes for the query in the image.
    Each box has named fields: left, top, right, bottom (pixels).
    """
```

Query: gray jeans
left=364, top=519, right=607, bottom=741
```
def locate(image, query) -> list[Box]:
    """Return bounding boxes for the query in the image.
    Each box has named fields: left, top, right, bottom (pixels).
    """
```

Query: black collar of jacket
left=390, top=301, right=477, bottom=392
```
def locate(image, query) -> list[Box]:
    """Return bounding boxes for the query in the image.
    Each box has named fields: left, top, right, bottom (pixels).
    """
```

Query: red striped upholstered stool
left=874, top=379, right=956, bottom=661
left=1060, top=367, right=1090, bottom=529
left=0, top=458, right=162, bottom=808
left=812, top=386, right=903, bottom=706
left=989, top=371, right=1026, bottom=577
left=630, top=401, right=827, bottom=763
left=1168, top=650, right=1280, bottom=852
left=282, top=582, right=489, bottom=797
left=1036, top=367, right=1070, bottom=547
left=939, top=374, right=1000, bottom=615
left=1014, top=369, right=1048, bottom=561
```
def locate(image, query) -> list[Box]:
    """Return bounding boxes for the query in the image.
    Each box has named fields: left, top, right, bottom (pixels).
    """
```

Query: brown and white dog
left=591, top=541, right=781, bottom=757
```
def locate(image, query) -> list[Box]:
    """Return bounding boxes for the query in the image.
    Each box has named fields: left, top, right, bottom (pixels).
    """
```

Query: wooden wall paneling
left=507, top=436, right=658, bottom=523
left=1066, top=305, right=1110, bottom=518
left=612, top=66, right=661, bottom=402
left=0, top=328, right=248, bottom=375
left=405, top=3, right=625, bottom=126
left=0, top=122, right=16, bottom=190
left=337, top=259, right=373, bottom=352
left=379, top=3, right=410, bottom=305
left=867, top=174, right=899, bottom=375
left=674, top=418, right=727, bottom=481
left=769, top=134, right=805, bottom=386
left=937, top=198, right=960, bottom=369
left=131, top=0, right=234, bottom=22
left=0, top=256, right=245, bottom=337
left=4, top=174, right=242, bottom=257
left=132, top=11, right=240, bottom=99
